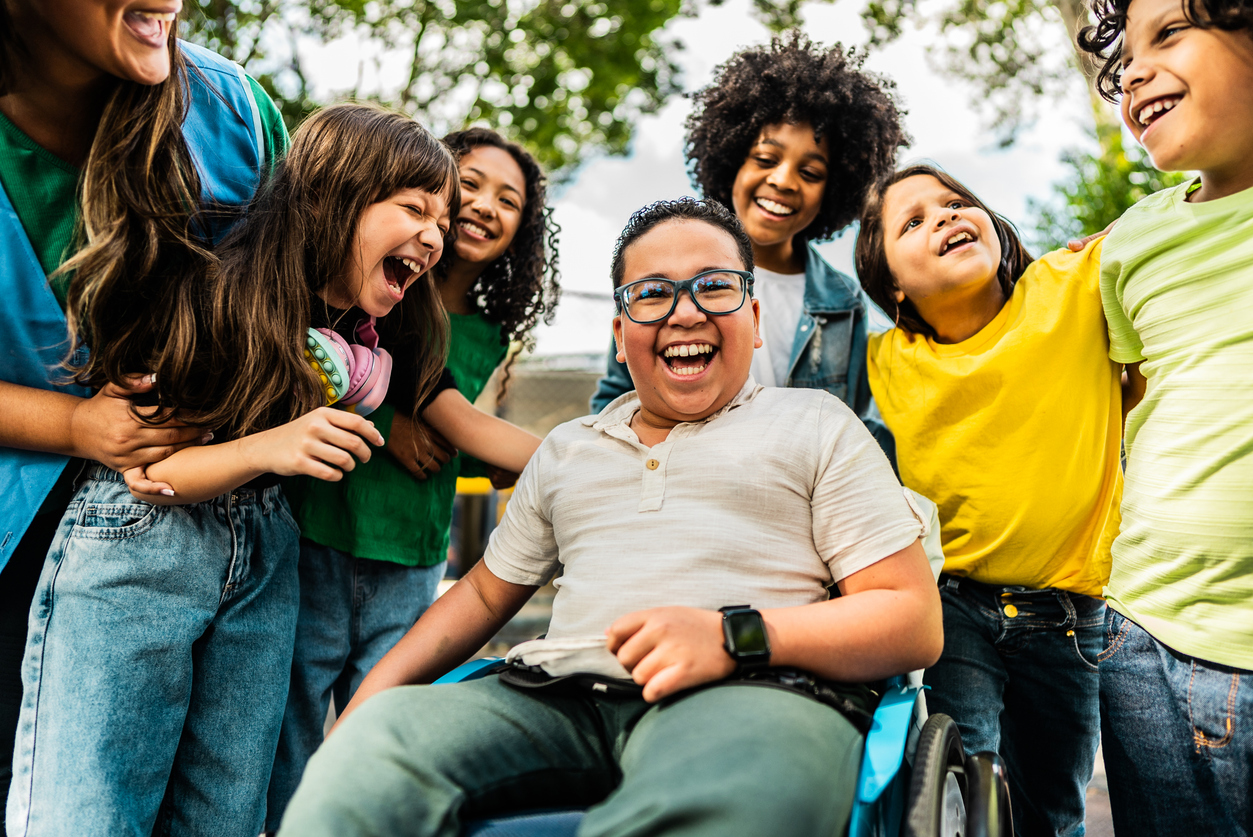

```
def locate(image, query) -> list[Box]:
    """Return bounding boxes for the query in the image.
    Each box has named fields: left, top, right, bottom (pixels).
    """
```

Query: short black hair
left=685, top=31, right=909, bottom=244
left=1080, top=0, right=1253, bottom=101
left=610, top=198, right=755, bottom=289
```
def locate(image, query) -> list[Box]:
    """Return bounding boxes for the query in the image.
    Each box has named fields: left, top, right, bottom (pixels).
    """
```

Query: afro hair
left=685, top=31, right=909, bottom=244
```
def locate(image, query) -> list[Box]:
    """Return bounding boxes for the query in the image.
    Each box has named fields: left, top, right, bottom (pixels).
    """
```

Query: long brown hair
left=156, top=103, right=458, bottom=439
left=2, top=4, right=212, bottom=395
left=856, top=163, right=1033, bottom=339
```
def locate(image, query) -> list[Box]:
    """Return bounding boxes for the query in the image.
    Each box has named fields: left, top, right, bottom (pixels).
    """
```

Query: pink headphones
left=303, top=316, right=392, bottom=416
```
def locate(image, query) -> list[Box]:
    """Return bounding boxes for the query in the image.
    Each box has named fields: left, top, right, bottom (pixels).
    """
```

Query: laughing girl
left=856, top=163, right=1125, bottom=835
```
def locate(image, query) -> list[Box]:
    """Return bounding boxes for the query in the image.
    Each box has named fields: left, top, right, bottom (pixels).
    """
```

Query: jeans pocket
left=1098, top=610, right=1134, bottom=663
left=73, top=501, right=163, bottom=540
left=1189, top=663, right=1239, bottom=750
left=1070, top=627, right=1101, bottom=673
left=273, top=496, right=301, bottom=538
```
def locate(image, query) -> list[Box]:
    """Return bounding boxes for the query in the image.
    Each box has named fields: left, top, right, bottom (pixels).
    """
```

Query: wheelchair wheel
left=962, top=752, right=1013, bottom=837
left=904, top=714, right=966, bottom=837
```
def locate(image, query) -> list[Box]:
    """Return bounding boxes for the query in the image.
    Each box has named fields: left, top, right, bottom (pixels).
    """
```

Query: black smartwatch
left=719, top=605, right=771, bottom=674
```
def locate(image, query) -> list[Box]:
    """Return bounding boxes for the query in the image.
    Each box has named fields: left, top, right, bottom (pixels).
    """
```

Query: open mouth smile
left=382, top=256, right=425, bottom=299
left=124, top=8, right=178, bottom=48
left=660, top=342, right=717, bottom=377
left=754, top=197, right=796, bottom=218
left=939, top=229, right=976, bottom=256
left=1136, top=95, right=1181, bottom=131
left=458, top=220, right=495, bottom=240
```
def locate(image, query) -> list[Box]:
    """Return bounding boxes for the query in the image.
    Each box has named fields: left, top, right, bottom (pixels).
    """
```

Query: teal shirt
left=0, top=74, right=286, bottom=308
left=0, top=68, right=287, bottom=519
left=292, top=312, right=508, bottom=566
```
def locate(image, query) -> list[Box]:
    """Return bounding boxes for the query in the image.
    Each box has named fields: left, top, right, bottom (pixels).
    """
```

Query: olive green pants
left=278, top=675, right=863, bottom=837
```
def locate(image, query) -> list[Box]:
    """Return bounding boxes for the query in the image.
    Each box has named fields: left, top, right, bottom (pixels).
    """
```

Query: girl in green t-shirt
left=267, top=127, right=560, bottom=829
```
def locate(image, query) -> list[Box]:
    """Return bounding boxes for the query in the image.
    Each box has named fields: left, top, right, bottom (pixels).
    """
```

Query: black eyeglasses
left=614, top=269, right=755, bottom=324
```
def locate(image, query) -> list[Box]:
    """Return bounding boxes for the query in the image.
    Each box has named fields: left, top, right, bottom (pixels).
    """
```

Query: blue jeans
left=6, top=467, right=300, bottom=837
left=265, top=542, right=445, bottom=829
left=923, top=575, right=1104, bottom=837
left=1099, top=608, right=1253, bottom=836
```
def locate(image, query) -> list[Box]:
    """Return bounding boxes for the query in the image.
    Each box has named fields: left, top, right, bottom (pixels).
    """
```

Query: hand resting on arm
left=607, top=539, right=943, bottom=703
left=126, top=407, right=384, bottom=505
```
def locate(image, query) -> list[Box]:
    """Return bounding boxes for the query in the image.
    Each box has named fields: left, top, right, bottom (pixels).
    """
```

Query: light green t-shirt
left=1100, top=179, right=1253, bottom=670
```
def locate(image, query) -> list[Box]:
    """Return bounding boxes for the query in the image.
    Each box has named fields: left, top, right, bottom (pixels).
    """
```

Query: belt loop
left=1057, top=590, right=1077, bottom=629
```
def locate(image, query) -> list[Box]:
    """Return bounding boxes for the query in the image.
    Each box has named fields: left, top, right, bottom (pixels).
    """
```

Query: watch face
left=726, top=610, right=769, bottom=656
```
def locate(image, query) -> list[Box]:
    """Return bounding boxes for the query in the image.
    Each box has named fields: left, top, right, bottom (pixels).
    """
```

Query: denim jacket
left=590, top=243, right=895, bottom=462
left=0, top=42, right=268, bottom=572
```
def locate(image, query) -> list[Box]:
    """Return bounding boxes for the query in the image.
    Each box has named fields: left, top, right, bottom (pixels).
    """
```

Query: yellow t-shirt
left=867, top=242, right=1122, bottom=596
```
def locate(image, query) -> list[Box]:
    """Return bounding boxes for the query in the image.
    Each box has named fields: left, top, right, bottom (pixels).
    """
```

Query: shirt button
left=1003, top=604, right=1018, bottom=618
left=646, top=459, right=660, bottom=470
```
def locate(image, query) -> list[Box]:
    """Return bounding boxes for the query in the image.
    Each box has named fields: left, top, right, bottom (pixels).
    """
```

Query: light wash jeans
left=923, top=574, right=1104, bottom=837
left=265, top=542, right=445, bottom=829
left=6, top=467, right=300, bottom=837
left=1099, top=608, right=1253, bottom=836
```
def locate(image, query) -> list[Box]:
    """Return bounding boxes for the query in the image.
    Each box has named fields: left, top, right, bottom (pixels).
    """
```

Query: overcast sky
left=306, top=0, right=1098, bottom=355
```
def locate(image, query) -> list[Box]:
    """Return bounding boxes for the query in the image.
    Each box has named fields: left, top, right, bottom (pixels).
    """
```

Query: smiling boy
left=591, top=35, right=907, bottom=460
left=1079, top=0, right=1253, bottom=832
left=277, top=199, right=941, bottom=837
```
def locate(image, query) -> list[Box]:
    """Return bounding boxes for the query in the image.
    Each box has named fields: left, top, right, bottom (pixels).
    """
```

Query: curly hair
left=685, top=31, right=909, bottom=244
left=1080, top=0, right=1253, bottom=101
left=441, top=128, right=561, bottom=353
left=611, top=198, right=754, bottom=289
left=856, top=163, right=1033, bottom=340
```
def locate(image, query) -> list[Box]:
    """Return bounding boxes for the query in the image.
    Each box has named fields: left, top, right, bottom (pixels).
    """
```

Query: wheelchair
left=434, top=659, right=1013, bottom=837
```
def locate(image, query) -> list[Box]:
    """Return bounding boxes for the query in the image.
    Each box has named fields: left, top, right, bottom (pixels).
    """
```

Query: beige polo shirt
left=484, top=378, right=927, bottom=640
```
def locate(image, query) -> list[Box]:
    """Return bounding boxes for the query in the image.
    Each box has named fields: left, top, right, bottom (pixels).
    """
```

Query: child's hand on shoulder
left=607, top=607, right=736, bottom=703
left=242, top=407, right=385, bottom=481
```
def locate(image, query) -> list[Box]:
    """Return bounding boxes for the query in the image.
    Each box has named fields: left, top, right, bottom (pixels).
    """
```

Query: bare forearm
left=766, top=540, right=943, bottom=681
left=456, top=417, right=540, bottom=473
left=343, top=563, right=536, bottom=716
left=423, top=390, right=541, bottom=472
left=141, top=439, right=266, bottom=504
left=0, top=382, right=80, bottom=455
left=763, top=585, right=943, bottom=682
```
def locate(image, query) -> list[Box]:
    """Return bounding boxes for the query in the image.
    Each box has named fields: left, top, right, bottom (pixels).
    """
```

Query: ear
left=612, top=315, right=626, bottom=363
left=893, top=288, right=906, bottom=304
left=750, top=298, right=763, bottom=349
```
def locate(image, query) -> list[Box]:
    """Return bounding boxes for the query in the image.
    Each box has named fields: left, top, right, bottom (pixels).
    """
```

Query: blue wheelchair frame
left=434, top=659, right=928, bottom=837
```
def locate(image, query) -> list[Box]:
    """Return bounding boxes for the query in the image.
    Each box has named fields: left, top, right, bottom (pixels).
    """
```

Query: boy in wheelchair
left=278, top=198, right=943, bottom=837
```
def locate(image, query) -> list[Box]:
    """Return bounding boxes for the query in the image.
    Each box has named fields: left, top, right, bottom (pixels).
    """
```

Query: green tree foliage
left=861, top=0, right=1090, bottom=143
left=182, top=0, right=687, bottom=176
left=182, top=1, right=840, bottom=176
left=1027, top=125, right=1188, bottom=250
left=858, top=0, right=1191, bottom=246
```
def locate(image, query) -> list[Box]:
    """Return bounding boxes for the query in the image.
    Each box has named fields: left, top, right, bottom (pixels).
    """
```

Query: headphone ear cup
left=304, top=328, right=353, bottom=404
left=352, top=348, right=392, bottom=416
left=340, top=343, right=377, bottom=404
